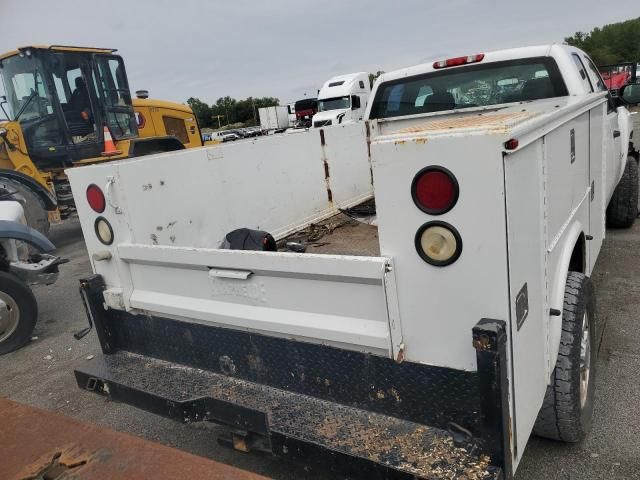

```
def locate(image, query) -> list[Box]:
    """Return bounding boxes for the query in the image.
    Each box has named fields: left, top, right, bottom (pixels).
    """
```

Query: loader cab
left=0, top=46, right=137, bottom=168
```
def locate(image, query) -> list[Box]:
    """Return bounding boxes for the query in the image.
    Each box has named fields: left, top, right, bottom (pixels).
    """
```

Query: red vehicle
left=293, top=97, right=317, bottom=128
left=599, top=62, right=637, bottom=93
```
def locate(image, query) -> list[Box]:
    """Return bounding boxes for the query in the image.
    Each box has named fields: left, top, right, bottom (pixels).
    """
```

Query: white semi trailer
left=68, top=45, right=640, bottom=479
left=258, top=105, right=290, bottom=133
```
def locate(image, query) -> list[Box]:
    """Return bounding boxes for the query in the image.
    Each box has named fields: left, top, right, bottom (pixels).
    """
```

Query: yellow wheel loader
left=0, top=45, right=206, bottom=236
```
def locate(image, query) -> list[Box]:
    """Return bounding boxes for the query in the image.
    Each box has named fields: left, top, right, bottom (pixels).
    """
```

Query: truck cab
left=312, top=72, right=370, bottom=127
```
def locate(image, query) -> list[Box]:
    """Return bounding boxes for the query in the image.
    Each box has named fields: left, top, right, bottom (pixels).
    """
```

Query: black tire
left=533, top=271, right=596, bottom=442
left=0, top=271, right=38, bottom=355
left=606, top=156, right=638, bottom=228
left=0, top=177, right=50, bottom=237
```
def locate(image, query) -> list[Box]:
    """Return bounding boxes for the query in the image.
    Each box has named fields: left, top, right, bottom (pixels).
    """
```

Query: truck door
left=588, top=104, right=606, bottom=270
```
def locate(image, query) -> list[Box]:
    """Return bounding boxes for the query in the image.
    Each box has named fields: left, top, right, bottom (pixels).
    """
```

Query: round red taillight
left=411, top=166, right=459, bottom=215
left=86, top=184, right=106, bottom=213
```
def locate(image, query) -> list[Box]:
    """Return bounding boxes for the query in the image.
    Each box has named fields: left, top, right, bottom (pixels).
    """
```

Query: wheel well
left=0, top=170, right=57, bottom=210
left=568, top=233, right=585, bottom=273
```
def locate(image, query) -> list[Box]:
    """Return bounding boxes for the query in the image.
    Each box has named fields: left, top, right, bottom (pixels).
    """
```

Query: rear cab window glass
left=369, top=57, right=568, bottom=119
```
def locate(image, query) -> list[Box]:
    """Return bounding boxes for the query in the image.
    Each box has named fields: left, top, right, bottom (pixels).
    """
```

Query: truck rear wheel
left=0, top=271, right=38, bottom=355
left=533, top=271, right=596, bottom=442
left=0, top=178, right=50, bottom=237
left=606, top=156, right=638, bottom=228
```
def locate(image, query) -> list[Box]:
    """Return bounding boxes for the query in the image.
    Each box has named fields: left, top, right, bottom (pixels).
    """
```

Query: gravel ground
left=1, top=218, right=640, bottom=479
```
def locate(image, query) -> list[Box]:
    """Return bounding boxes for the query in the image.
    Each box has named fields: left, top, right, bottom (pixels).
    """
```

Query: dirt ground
left=1, top=219, right=640, bottom=479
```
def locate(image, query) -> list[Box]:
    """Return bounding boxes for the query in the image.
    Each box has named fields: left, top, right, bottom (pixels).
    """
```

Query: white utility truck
left=312, top=71, right=371, bottom=127
left=68, top=45, right=640, bottom=479
left=258, top=105, right=291, bottom=134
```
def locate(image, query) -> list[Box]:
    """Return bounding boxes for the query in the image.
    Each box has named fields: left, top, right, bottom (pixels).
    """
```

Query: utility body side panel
left=370, top=130, right=510, bottom=371
left=503, top=139, right=548, bottom=467
left=69, top=123, right=370, bottom=252
left=504, top=102, right=606, bottom=468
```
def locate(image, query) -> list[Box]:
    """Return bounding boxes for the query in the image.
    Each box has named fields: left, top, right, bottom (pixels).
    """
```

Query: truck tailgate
left=116, top=243, right=401, bottom=357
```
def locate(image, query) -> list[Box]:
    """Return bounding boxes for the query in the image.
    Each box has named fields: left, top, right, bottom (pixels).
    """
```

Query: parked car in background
left=213, top=130, right=240, bottom=142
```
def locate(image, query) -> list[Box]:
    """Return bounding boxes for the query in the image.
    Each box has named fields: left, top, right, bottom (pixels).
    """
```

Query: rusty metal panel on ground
left=0, top=397, right=266, bottom=480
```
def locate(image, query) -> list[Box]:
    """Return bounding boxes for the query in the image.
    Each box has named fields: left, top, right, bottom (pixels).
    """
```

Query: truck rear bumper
left=76, top=275, right=512, bottom=479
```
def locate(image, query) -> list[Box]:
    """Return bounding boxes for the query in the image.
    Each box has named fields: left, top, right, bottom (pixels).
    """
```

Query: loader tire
left=0, top=271, right=38, bottom=355
left=0, top=177, right=50, bottom=237
left=533, top=272, right=596, bottom=442
left=606, top=156, right=638, bottom=228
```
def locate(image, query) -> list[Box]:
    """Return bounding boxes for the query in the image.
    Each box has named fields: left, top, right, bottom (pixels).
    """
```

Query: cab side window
left=583, top=57, right=608, bottom=92
left=572, top=54, right=593, bottom=93
left=583, top=55, right=616, bottom=113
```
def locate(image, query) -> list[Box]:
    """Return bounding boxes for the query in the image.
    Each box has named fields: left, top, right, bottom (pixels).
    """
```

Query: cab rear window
left=369, top=57, right=568, bottom=119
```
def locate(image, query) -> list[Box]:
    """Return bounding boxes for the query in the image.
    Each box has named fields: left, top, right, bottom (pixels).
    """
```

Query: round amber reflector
left=94, top=217, right=114, bottom=246
left=415, top=221, right=462, bottom=266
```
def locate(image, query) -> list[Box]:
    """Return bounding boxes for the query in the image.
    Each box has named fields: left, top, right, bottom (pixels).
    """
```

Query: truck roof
left=0, top=45, right=117, bottom=61
left=378, top=45, right=560, bottom=85
left=318, top=72, right=368, bottom=99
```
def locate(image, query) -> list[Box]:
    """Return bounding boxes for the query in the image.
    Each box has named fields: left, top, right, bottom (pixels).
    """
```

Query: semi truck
left=258, top=105, right=290, bottom=133
left=0, top=45, right=204, bottom=237
left=312, top=71, right=371, bottom=127
left=292, top=97, right=317, bottom=128
left=68, top=45, right=639, bottom=479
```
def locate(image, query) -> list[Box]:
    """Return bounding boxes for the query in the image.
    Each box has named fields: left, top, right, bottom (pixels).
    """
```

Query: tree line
left=187, top=96, right=280, bottom=129
left=565, top=17, right=640, bottom=65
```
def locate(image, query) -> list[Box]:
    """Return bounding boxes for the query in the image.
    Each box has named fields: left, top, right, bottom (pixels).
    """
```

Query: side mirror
left=620, top=82, right=640, bottom=106
left=351, top=95, right=361, bottom=110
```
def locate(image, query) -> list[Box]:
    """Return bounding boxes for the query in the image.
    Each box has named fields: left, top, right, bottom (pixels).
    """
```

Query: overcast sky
left=1, top=0, right=638, bottom=105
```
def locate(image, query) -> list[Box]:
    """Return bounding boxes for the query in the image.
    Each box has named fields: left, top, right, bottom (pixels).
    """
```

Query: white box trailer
left=258, top=105, right=290, bottom=133
left=68, top=45, right=640, bottom=479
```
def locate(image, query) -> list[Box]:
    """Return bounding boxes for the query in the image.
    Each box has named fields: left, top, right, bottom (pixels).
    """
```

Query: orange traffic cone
left=102, top=126, right=122, bottom=156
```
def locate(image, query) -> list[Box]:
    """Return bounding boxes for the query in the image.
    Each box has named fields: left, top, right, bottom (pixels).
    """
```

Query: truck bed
left=280, top=212, right=380, bottom=257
